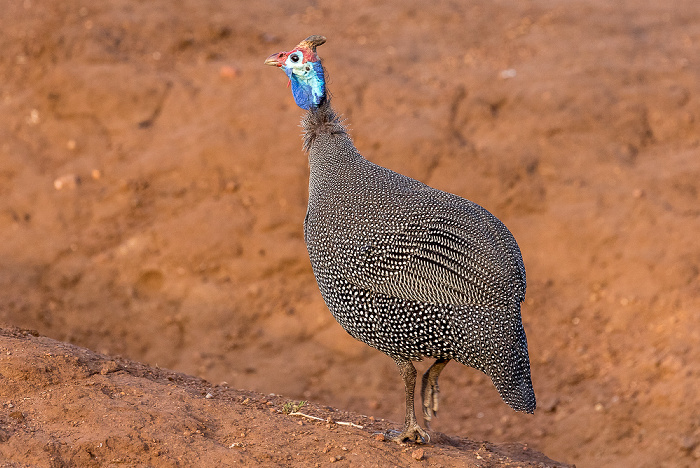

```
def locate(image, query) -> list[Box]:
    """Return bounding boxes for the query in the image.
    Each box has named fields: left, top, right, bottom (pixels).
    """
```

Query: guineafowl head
left=265, top=35, right=327, bottom=110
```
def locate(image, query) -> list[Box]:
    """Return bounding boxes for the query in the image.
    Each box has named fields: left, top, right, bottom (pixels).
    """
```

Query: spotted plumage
left=265, top=35, right=535, bottom=443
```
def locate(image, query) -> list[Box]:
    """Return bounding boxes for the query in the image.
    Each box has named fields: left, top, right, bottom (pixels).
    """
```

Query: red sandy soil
left=1, top=0, right=699, bottom=466
left=0, top=327, right=569, bottom=467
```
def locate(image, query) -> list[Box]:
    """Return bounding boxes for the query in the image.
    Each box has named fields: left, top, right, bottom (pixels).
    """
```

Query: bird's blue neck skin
left=283, top=58, right=326, bottom=110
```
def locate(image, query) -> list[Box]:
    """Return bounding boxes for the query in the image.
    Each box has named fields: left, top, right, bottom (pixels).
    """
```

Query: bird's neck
left=302, top=99, right=342, bottom=148
left=302, top=99, right=363, bottom=174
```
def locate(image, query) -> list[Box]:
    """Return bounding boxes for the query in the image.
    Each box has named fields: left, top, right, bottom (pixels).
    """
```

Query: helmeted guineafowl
left=265, top=35, right=535, bottom=443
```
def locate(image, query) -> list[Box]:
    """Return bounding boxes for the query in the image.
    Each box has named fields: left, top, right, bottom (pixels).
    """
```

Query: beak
left=264, top=51, right=286, bottom=67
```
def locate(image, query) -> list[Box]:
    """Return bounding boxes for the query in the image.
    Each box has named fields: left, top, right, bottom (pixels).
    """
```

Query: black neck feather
left=301, top=98, right=348, bottom=151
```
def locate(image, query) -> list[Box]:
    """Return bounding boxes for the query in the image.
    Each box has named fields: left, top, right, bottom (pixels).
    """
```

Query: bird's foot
left=386, top=424, right=430, bottom=444
left=421, top=380, right=440, bottom=429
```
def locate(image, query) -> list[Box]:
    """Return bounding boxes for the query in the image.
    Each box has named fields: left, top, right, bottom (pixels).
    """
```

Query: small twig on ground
left=289, top=411, right=364, bottom=429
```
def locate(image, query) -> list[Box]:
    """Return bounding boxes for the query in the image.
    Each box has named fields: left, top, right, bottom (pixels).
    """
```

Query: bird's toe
left=386, top=424, right=430, bottom=444
left=421, top=382, right=440, bottom=425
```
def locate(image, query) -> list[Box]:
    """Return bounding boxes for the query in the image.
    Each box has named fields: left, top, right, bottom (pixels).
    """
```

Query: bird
left=264, top=35, right=535, bottom=443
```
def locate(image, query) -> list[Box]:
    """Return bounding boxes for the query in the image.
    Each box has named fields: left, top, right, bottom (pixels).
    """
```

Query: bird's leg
left=421, top=358, right=449, bottom=429
left=386, top=358, right=430, bottom=444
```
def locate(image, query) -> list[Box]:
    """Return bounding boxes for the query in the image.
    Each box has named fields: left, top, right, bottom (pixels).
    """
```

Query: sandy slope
left=1, top=327, right=570, bottom=467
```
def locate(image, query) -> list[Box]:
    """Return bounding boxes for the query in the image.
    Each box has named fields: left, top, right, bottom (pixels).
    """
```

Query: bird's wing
left=344, top=190, right=526, bottom=308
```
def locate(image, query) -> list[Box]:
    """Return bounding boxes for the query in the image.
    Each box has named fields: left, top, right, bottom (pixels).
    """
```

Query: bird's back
left=303, top=102, right=525, bottom=309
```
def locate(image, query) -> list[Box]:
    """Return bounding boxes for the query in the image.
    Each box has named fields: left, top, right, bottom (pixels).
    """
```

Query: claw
left=386, top=425, right=430, bottom=444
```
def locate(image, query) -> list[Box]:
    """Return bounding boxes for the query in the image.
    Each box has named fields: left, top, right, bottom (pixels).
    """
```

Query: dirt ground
left=0, top=327, right=570, bottom=467
left=1, top=0, right=699, bottom=466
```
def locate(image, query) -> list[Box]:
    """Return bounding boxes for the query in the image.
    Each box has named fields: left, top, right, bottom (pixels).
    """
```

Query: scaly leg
left=421, top=358, right=449, bottom=429
left=386, top=357, right=430, bottom=444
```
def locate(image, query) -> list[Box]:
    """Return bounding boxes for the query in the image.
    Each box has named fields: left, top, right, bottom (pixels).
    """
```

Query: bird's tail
left=452, top=305, right=536, bottom=413
left=490, top=324, right=536, bottom=413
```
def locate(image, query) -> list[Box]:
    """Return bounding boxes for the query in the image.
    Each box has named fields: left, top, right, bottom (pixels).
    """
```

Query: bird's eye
left=290, top=53, right=300, bottom=63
